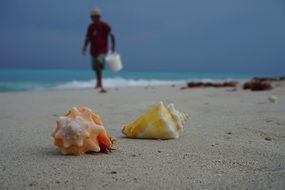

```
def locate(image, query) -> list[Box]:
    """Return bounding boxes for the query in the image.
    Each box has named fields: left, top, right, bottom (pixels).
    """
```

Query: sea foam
left=55, top=77, right=187, bottom=89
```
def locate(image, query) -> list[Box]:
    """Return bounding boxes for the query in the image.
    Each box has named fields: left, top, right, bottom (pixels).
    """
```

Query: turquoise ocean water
left=0, top=69, right=274, bottom=92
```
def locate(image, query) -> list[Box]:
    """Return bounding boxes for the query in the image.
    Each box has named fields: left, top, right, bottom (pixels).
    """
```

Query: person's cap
left=90, top=8, right=102, bottom=16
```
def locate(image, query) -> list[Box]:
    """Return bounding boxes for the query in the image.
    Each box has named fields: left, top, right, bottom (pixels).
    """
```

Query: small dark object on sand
left=264, top=137, right=272, bottom=141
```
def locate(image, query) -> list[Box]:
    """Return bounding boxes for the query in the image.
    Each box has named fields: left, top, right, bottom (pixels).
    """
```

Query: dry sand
left=0, top=82, right=284, bottom=189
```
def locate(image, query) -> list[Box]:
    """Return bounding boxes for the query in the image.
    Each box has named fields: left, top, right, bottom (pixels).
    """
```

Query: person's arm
left=110, top=32, right=116, bottom=52
left=82, top=25, right=91, bottom=55
left=82, top=37, right=90, bottom=55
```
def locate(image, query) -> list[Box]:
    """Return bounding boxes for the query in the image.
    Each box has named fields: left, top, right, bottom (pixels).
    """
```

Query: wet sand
left=0, top=82, right=284, bottom=189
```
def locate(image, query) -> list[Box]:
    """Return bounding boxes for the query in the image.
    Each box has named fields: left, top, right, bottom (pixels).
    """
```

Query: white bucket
left=105, top=52, right=123, bottom=72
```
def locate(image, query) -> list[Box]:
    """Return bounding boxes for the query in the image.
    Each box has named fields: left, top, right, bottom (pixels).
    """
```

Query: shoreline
left=2, top=69, right=281, bottom=93
left=1, top=75, right=284, bottom=93
left=0, top=82, right=284, bottom=189
left=0, top=79, right=260, bottom=94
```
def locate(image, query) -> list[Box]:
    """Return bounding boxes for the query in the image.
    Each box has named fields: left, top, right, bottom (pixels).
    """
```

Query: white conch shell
left=122, top=101, right=189, bottom=139
left=268, top=95, right=278, bottom=103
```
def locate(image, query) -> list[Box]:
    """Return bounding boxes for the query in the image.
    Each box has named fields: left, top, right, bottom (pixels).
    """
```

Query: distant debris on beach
left=243, top=76, right=285, bottom=91
left=181, top=81, right=238, bottom=89
left=243, top=80, right=272, bottom=91
left=181, top=76, right=285, bottom=91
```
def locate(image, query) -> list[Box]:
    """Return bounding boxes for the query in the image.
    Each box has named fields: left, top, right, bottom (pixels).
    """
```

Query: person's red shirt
left=86, top=21, right=111, bottom=56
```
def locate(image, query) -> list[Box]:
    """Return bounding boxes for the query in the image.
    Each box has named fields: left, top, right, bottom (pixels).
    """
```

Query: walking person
left=82, top=8, right=116, bottom=93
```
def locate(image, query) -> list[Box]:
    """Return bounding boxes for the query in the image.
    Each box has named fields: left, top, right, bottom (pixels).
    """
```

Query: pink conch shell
left=51, top=107, right=112, bottom=155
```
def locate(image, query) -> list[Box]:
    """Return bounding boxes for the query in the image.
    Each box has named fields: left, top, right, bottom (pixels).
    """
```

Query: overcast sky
left=0, top=0, right=285, bottom=74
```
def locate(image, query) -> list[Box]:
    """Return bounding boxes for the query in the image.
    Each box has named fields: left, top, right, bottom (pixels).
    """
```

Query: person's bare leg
left=94, top=67, right=101, bottom=89
left=95, top=65, right=107, bottom=93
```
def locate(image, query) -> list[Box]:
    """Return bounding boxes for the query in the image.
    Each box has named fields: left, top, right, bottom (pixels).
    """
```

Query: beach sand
left=0, top=81, right=284, bottom=189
